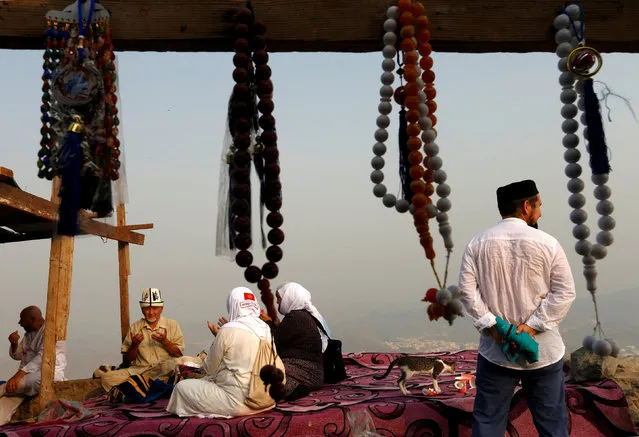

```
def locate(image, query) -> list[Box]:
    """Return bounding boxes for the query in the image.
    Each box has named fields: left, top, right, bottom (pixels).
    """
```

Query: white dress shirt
left=9, top=323, right=67, bottom=382
left=459, top=218, right=576, bottom=370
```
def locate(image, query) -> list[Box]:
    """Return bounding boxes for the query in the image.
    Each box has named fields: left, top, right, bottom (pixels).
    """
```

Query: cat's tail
left=373, top=357, right=400, bottom=380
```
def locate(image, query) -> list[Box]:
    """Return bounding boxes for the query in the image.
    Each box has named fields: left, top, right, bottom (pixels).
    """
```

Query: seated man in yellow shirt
left=100, top=288, right=185, bottom=391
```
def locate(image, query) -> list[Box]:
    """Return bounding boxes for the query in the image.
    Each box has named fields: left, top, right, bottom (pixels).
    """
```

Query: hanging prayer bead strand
left=372, top=0, right=462, bottom=325
left=372, top=5, right=407, bottom=211
left=414, top=13, right=454, bottom=284
left=252, top=12, right=283, bottom=319
left=38, top=0, right=123, bottom=234
left=39, top=19, right=68, bottom=180
left=554, top=4, right=619, bottom=357
left=415, top=17, right=454, bottom=283
left=373, top=2, right=453, bottom=246
left=228, top=4, right=282, bottom=320
left=230, top=6, right=258, bottom=284
left=410, top=1, right=460, bottom=324
left=39, top=20, right=55, bottom=179
left=398, top=1, right=439, bottom=280
left=97, top=19, right=121, bottom=180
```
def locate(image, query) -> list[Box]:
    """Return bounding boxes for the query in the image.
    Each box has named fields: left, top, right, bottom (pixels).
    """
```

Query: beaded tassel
left=224, top=3, right=283, bottom=321
left=554, top=3, right=619, bottom=358
left=39, top=1, right=123, bottom=234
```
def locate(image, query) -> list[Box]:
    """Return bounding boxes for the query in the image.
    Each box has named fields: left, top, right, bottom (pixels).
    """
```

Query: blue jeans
left=472, top=354, right=568, bottom=437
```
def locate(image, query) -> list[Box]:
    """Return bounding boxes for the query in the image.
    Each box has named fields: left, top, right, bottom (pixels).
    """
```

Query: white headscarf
left=222, top=287, right=271, bottom=340
left=277, top=282, right=330, bottom=352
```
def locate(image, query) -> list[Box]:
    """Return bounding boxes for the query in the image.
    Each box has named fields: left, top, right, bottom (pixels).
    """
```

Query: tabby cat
left=373, top=356, right=457, bottom=395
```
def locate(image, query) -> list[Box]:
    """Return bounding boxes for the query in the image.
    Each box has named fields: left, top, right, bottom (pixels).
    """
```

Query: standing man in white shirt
left=459, top=179, right=576, bottom=437
left=0, top=305, right=67, bottom=424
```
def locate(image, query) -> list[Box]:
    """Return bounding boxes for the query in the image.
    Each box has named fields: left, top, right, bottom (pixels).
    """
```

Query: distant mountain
left=174, top=288, right=639, bottom=357
left=333, top=288, right=639, bottom=355
left=561, top=287, right=639, bottom=354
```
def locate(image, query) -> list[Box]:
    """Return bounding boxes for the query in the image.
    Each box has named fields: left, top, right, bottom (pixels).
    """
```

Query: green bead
left=114, top=160, right=121, bottom=170
left=37, top=159, right=44, bottom=169
left=42, top=92, right=51, bottom=101
left=113, top=116, right=120, bottom=126
left=44, top=48, right=52, bottom=57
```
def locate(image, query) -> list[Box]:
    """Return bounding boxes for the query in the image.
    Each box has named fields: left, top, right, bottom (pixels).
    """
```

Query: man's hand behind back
left=516, top=324, right=538, bottom=337
left=489, top=326, right=504, bottom=344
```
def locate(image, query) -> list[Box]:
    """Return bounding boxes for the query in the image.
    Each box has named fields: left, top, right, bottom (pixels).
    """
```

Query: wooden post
left=55, top=233, right=74, bottom=341
left=117, top=203, right=131, bottom=341
left=37, top=178, right=75, bottom=411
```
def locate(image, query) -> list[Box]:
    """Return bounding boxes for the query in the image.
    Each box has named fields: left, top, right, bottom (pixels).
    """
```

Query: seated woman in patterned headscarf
left=260, top=282, right=331, bottom=401
left=167, top=287, right=282, bottom=418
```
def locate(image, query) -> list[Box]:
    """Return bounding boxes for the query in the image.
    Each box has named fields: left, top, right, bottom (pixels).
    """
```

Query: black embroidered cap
left=497, top=179, right=539, bottom=208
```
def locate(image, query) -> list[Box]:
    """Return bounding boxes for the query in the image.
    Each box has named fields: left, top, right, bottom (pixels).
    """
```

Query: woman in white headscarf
left=260, top=282, right=330, bottom=401
left=167, top=287, right=279, bottom=418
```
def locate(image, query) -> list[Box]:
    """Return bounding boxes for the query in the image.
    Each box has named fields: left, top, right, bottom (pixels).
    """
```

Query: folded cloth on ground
left=36, top=399, right=93, bottom=424
left=107, top=373, right=183, bottom=404
left=178, top=364, right=206, bottom=379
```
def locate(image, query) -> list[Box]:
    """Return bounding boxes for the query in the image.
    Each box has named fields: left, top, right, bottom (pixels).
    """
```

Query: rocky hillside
left=568, top=348, right=639, bottom=430
left=611, top=356, right=639, bottom=428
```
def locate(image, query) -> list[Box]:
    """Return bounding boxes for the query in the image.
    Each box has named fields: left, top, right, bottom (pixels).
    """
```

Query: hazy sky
left=1, top=49, right=638, bottom=379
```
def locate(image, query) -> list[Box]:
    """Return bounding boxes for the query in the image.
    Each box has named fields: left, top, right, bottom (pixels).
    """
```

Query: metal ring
left=566, top=46, right=603, bottom=78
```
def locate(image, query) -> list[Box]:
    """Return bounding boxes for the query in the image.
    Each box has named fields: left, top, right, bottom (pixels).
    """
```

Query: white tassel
left=215, top=103, right=235, bottom=260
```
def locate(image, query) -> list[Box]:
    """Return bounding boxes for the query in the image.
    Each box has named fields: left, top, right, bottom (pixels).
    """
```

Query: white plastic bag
left=347, top=409, right=384, bottom=437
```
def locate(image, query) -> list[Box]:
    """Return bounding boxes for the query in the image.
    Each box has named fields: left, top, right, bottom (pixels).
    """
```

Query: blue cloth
left=107, top=374, right=182, bottom=404
left=472, top=354, right=568, bottom=437
left=494, top=316, right=539, bottom=363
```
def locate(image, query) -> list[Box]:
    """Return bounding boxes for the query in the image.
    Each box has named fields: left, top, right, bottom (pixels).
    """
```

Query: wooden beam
left=119, top=223, right=154, bottom=231
left=1, top=1, right=638, bottom=53
left=0, top=167, right=19, bottom=188
left=0, top=184, right=52, bottom=222
left=116, top=203, right=131, bottom=342
left=0, top=167, right=13, bottom=179
left=79, top=216, right=146, bottom=245
left=37, top=178, right=74, bottom=412
left=0, top=183, right=146, bottom=244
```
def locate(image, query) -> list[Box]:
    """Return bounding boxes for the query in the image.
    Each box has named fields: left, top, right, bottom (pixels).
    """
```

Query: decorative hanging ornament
left=372, top=0, right=462, bottom=325
left=554, top=3, right=618, bottom=357
left=216, top=2, right=283, bottom=321
left=39, top=0, right=121, bottom=235
left=567, top=46, right=602, bottom=77
left=51, top=64, right=102, bottom=106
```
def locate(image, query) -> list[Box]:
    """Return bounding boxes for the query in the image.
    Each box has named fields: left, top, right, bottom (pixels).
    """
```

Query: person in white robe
left=0, top=306, right=66, bottom=424
left=166, top=287, right=277, bottom=418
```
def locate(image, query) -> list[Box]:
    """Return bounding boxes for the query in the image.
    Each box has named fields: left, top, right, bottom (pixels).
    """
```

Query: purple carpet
left=1, top=350, right=636, bottom=436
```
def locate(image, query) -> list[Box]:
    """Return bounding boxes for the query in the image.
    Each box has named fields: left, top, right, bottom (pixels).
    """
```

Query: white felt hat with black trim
left=140, top=288, right=164, bottom=307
